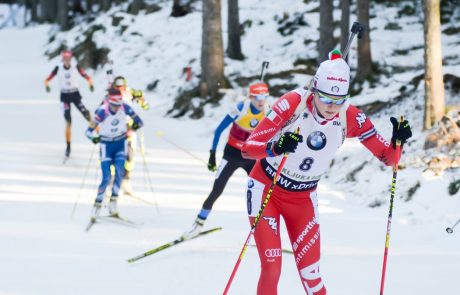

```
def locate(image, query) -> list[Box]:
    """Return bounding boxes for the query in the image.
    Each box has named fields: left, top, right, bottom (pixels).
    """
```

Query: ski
left=127, top=227, right=223, bottom=263
left=85, top=217, right=97, bottom=232
left=98, top=214, right=142, bottom=227
left=85, top=215, right=141, bottom=232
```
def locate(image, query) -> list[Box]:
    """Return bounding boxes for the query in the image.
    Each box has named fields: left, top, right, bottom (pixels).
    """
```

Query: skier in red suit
left=241, top=50, right=412, bottom=295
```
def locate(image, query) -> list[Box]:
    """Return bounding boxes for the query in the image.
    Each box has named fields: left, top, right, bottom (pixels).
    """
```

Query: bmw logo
left=307, top=131, right=327, bottom=150
left=65, top=73, right=71, bottom=79
left=331, top=86, right=340, bottom=93
left=250, top=118, right=259, bottom=128
left=248, top=180, right=254, bottom=188
left=111, top=119, right=120, bottom=126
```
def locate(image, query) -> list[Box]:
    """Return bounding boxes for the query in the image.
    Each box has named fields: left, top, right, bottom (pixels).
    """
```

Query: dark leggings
left=202, top=144, right=256, bottom=210
left=61, top=91, right=91, bottom=123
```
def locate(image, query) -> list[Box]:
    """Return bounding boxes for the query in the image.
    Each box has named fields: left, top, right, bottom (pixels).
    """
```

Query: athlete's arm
left=76, top=64, right=92, bottom=81
left=45, top=66, right=59, bottom=82
left=210, top=102, right=243, bottom=151
left=86, top=108, right=105, bottom=138
left=346, top=105, right=401, bottom=166
left=124, top=103, right=143, bottom=128
left=242, top=92, right=301, bottom=159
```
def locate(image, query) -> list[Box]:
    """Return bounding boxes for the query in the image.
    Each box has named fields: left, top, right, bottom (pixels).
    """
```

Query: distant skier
left=182, top=82, right=270, bottom=239
left=44, top=50, right=95, bottom=158
left=86, top=89, right=143, bottom=221
left=241, top=50, right=412, bottom=295
left=110, top=76, right=150, bottom=194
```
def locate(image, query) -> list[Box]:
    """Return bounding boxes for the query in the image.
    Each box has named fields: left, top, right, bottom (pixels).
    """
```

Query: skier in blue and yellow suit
left=182, top=82, right=270, bottom=239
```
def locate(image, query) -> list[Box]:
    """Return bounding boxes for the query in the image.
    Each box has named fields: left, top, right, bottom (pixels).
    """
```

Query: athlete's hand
left=208, top=150, right=217, bottom=172
left=390, top=117, right=412, bottom=148
left=91, top=136, right=100, bottom=144
left=131, top=121, right=141, bottom=131
left=45, top=85, right=51, bottom=93
left=274, top=132, right=303, bottom=155
left=89, top=83, right=95, bottom=92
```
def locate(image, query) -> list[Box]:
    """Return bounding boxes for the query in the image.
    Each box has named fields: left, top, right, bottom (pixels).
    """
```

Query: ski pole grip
left=395, top=116, right=404, bottom=147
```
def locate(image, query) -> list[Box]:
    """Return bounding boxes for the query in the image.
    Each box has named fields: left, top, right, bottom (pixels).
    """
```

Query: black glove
left=390, top=117, right=412, bottom=148
left=89, top=84, right=95, bottom=92
left=131, top=121, right=141, bottom=131
left=45, top=85, right=51, bottom=93
left=92, top=136, right=100, bottom=144
left=208, top=150, right=217, bottom=172
left=274, top=132, right=303, bottom=155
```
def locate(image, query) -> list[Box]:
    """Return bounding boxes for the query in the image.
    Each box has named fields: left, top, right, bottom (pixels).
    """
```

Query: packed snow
left=1, top=1, right=460, bottom=294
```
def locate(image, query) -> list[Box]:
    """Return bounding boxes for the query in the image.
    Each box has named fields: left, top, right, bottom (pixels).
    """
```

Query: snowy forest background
left=0, top=0, right=460, bottom=294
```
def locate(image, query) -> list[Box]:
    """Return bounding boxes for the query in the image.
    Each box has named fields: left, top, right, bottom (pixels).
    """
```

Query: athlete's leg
left=124, top=132, right=135, bottom=180
left=281, top=191, right=326, bottom=295
left=73, top=92, right=91, bottom=122
left=247, top=177, right=282, bottom=295
left=241, top=158, right=256, bottom=175
left=112, top=140, right=127, bottom=197
left=199, top=158, right=239, bottom=217
left=96, top=143, right=112, bottom=203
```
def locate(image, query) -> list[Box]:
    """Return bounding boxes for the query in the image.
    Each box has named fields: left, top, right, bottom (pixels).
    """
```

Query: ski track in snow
left=1, top=13, right=460, bottom=295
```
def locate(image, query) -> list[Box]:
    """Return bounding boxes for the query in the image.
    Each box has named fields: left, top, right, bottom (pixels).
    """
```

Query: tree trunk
left=226, top=0, right=244, bottom=60
left=87, top=0, right=94, bottom=14
left=171, top=0, right=193, bottom=17
left=318, top=0, right=334, bottom=63
left=424, top=0, right=445, bottom=130
left=128, top=0, right=145, bottom=14
left=39, top=0, right=57, bottom=23
left=57, top=0, right=68, bottom=30
left=340, top=0, right=350, bottom=62
left=100, top=0, right=111, bottom=11
left=200, top=0, right=225, bottom=101
left=29, top=0, right=39, bottom=23
left=356, top=0, right=372, bottom=81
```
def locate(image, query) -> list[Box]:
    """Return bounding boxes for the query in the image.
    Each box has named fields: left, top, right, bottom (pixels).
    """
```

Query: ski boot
left=181, top=217, right=205, bottom=240
left=65, top=143, right=71, bottom=158
left=90, top=201, right=102, bottom=223
left=109, top=196, right=119, bottom=217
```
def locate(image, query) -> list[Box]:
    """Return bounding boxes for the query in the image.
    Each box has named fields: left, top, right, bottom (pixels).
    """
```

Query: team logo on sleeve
left=248, top=179, right=254, bottom=188
left=356, top=113, right=367, bottom=128
left=266, top=109, right=282, bottom=126
left=307, top=131, right=327, bottom=151
left=250, top=118, right=260, bottom=128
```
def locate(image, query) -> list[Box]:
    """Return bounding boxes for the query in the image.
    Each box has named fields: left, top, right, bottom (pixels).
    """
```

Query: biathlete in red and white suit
left=241, top=50, right=412, bottom=295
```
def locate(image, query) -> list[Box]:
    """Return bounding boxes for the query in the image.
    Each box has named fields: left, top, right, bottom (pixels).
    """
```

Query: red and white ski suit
left=241, top=88, right=401, bottom=295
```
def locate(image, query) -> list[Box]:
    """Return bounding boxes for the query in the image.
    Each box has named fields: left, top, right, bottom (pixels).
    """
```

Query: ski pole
left=138, top=129, right=160, bottom=213
left=342, top=21, right=365, bottom=60
left=446, top=218, right=460, bottom=234
left=223, top=128, right=299, bottom=295
left=155, top=131, right=207, bottom=166
left=71, top=144, right=97, bottom=218
left=379, top=116, right=404, bottom=295
left=259, top=61, right=269, bottom=82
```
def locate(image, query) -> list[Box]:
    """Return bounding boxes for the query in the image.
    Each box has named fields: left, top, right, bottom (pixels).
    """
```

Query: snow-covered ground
left=1, top=2, right=460, bottom=294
